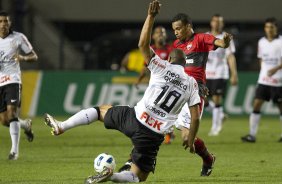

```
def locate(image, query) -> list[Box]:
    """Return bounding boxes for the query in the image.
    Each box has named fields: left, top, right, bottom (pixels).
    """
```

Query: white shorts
left=175, top=98, right=204, bottom=129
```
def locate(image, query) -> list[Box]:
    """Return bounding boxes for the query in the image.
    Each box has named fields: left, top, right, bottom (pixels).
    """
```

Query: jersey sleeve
left=202, top=33, right=217, bottom=51
left=187, top=78, right=201, bottom=107
left=225, top=39, right=236, bottom=56
left=257, top=39, right=262, bottom=59
left=19, top=33, right=33, bottom=54
left=147, top=54, right=168, bottom=75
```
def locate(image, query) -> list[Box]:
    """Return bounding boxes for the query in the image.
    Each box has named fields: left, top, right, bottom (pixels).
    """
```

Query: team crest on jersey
left=187, top=44, right=192, bottom=50
left=160, top=53, right=167, bottom=59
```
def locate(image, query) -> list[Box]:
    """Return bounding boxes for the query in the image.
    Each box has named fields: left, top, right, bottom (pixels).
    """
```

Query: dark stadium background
left=5, top=0, right=282, bottom=71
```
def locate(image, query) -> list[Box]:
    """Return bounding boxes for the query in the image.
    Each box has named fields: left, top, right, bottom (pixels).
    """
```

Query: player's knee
left=136, top=174, right=147, bottom=182
left=6, top=111, right=18, bottom=122
left=97, top=105, right=112, bottom=121
left=0, top=114, right=10, bottom=126
left=253, top=110, right=261, bottom=114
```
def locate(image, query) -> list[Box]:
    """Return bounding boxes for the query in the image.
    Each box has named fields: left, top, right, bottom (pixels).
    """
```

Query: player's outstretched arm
left=135, top=67, right=150, bottom=89
left=214, top=33, right=233, bottom=48
left=138, top=0, right=161, bottom=64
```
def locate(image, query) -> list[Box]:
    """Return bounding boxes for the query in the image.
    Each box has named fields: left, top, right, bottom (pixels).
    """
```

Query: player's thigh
left=0, top=112, right=8, bottom=125
left=253, top=99, right=264, bottom=112
left=4, top=83, right=21, bottom=107
left=98, top=105, right=113, bottom=122
left=211, top=79, right=227, bottom=104
left=6, top=105, right=19, bottom=120
left=130, top=163, right=149, bottom=182
left=254, top=84, right=271, bottom=103
left=271, top=86, right=282, bottom=113
left=206, top=79, right=214, bottom=96
left=103, top=106, right=138, bottom=137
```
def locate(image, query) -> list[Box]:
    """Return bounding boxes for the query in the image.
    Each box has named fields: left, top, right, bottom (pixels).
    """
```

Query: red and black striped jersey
left=151, top=44, right=173, bottom=60
left=173, top=33, right=217, bottom=84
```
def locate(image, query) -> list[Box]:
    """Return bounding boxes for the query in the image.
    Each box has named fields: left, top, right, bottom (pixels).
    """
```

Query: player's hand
left=199, top=86, right=209, bottom=98
left=12, top=53, right=25, bottom=62
left=181, top=128, right=195, bottom=154
left=267, top=68, right=277, bottom=77
left=148, top=0, right=161, bottom=17
left=223, top=33, right=233, bottom=48
left=230, top=75, right=238, bottom=86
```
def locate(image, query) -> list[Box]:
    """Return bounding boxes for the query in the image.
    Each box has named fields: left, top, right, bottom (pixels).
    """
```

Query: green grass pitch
left=0, top=116, right=282, bottom=183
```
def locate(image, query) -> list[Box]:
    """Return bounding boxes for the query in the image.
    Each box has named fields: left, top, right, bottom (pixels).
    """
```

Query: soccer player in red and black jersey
left=172, top=13, right=233, bottom=176
left=135, top=26, right=173, bottom=88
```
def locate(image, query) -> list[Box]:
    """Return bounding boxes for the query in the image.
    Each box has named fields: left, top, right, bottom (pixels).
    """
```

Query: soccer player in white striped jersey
left=241, top=17, right=282, bottom=143
left=205, top=14, right=238, bottom=136
left=0, top=11, right=38, bottom=160
left=44, top=1, right=203, bottom=182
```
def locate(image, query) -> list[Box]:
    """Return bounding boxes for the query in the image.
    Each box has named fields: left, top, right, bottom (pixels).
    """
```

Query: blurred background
left=4, top=0, right=282, bottom=71
left=2, top=0, right=281, bottom=116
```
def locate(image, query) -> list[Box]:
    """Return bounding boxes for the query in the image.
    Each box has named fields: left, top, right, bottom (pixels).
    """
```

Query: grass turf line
left=0, top=116, right=281, bottom=183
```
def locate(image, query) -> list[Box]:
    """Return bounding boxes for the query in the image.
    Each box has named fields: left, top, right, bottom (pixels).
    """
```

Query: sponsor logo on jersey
left=187, top=44, right=192, bottom=50
left=262, top=76, right=279, bottom=84
left=0, top=75, right=11, bottom=83
left=140, top=112, right=163, bottom=131
left=164, top=71, right=187, bottom=90
left=263, top=57, right=279, bottom=65
left=186, top=59, right=194, bottom=64
left=152, top=59, right=166, bottom=69
left=146, top=105, right=166, bottom=117
left=160, top=52, right=167, bottom=59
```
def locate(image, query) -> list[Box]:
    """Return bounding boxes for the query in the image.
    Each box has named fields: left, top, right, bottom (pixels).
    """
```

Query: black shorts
left=255, top=84, right=282, bottom=103
left=0, top=83, right=21, bottom=112
left=104, top=106, right=164, bottom=173
left=206, top=79, right=228, bottom=96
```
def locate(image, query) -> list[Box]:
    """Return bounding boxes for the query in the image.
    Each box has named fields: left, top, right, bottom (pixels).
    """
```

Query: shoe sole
left=85, top=168, right=113, bottom=183
left=44, top=113, right=60, bottom=135
left=201, top=154, right=216, bottom=176
left=241, top=137, right=256, bottom=143
left=207, top=155, right=216, bottom=176
left=24, top=119, right=34, bottom=142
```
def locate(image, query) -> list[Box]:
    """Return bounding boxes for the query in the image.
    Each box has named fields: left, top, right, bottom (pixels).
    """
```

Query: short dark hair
left=172, top=13, right=193, bottom=26
left=0, top=11, right=9, bottom=17
left=265, top=17, right=278, bottom=27
left=212, top=14, right=222, bottom=19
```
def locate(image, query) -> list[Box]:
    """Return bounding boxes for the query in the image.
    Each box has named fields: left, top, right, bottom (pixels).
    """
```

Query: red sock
left=194, top=137, right=213, bottom=166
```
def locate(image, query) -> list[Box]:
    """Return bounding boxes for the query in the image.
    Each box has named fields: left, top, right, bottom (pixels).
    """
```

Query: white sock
left=205, top=100, right=215, bottom=113
left=249, top=113, right=261, bottom=136
left=60, top=108, right=99, bottom=131
left=110, top=171, right=139, bottom=183
left=18, top=118, right=28, bottom=131
left=9, top=121, right=20, bottom=154
left=218, top=106, right=224, bottom=129
left=211, top=107, right=221, bottom=132
left=280, top=115, right=282, bottom=137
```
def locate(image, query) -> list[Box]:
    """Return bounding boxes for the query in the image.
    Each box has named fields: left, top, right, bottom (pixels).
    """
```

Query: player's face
left=264, top=22, right=277, bottom=39
left=152, top=27, right=167, bottom=45
left=0, top=16, right=11, bottom=36
left=172, top=20, right=191, bottom=41
left=210, top=16, right=224, bottom=32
